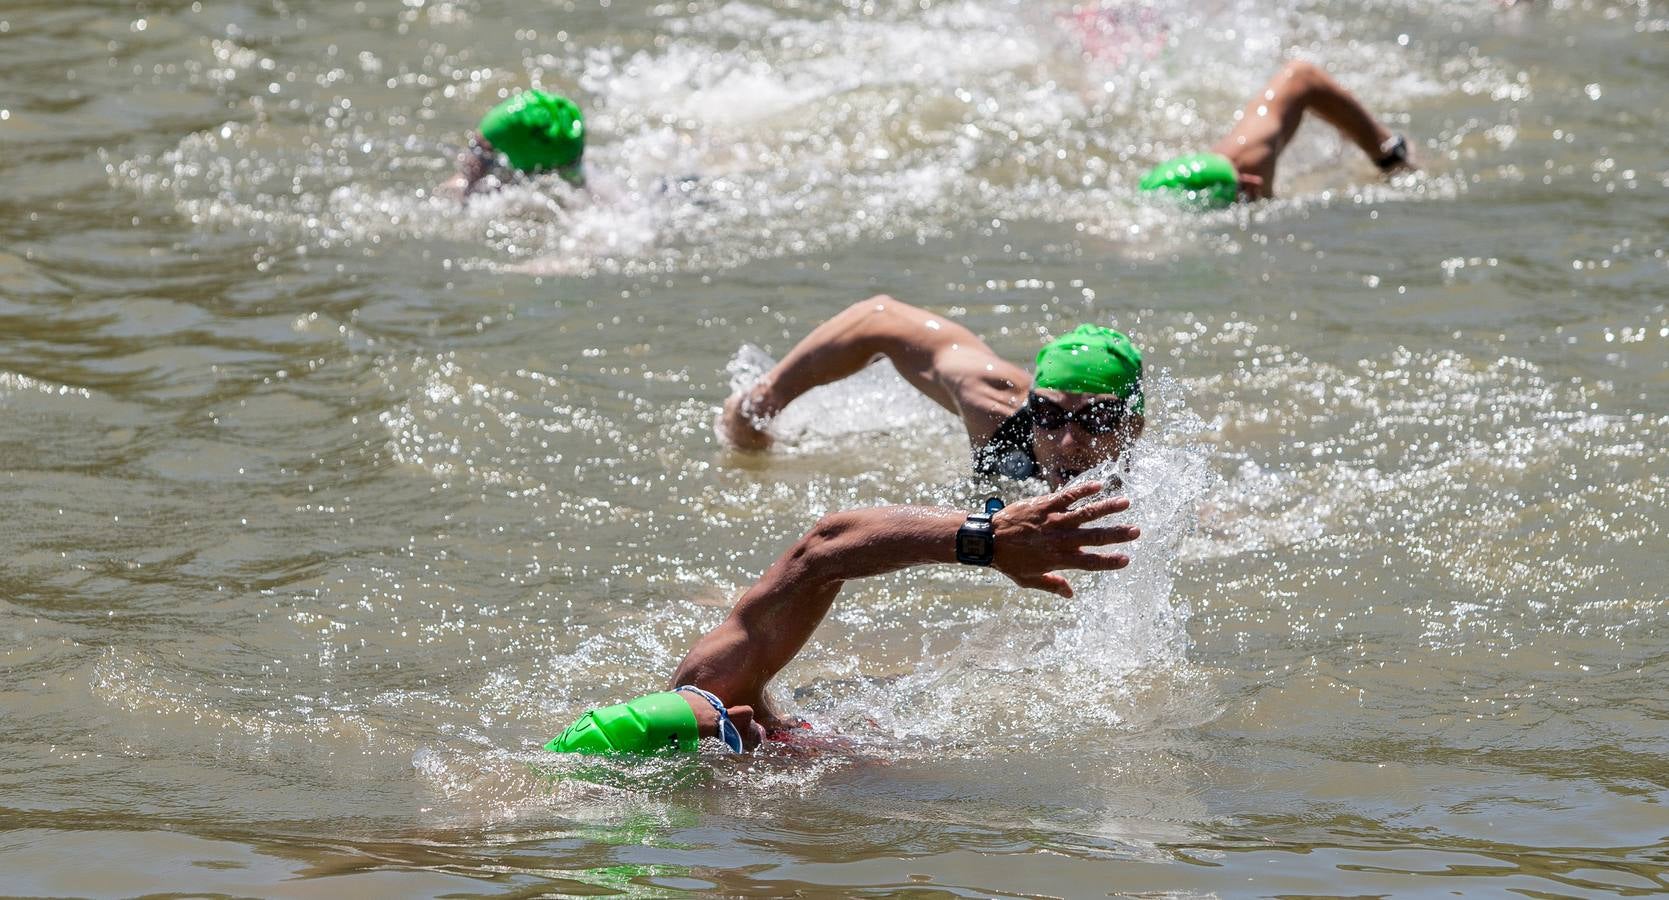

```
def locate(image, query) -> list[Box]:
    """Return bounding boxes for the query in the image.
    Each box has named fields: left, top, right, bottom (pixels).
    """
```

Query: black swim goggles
left=1027, top=391, right=1131, bottom=435
left=676, top=684, right=745, bottom=753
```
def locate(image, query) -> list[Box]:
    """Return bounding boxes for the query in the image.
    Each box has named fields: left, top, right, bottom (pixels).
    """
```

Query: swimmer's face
left=1028, top=388, right=1143, bottom=489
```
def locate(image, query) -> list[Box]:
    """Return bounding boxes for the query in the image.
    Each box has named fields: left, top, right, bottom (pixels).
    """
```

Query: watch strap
left=955, top=497, right=1003, bottom=566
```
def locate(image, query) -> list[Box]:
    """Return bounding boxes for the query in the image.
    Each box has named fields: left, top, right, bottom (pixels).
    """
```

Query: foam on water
left=108, top=0, right=1508, bottom=277
left=1167, top=321, right=1668, bottom=660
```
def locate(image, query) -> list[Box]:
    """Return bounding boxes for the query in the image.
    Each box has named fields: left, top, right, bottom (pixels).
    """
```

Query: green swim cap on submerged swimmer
left=546, top=692, right=698, bottom=755
left=1137, top=152, right=1238, bottom=209
left=1033, top=324, right=1144, bottom=413
left=477, top=89, right=586, bottom=173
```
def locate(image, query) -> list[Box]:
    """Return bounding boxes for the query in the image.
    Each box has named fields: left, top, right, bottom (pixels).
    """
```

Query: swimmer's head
left=1029, top=325, right=1145, bottom=488
left=477, top=90, right=586, bottom=176
left=546, top=690, right=764, bottom=755
left=1137, top=152, right=1239, bottom=209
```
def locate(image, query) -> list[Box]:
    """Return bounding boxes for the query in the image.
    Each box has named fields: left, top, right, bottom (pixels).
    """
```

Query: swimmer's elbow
left=795, top=510, right=868, bottom=582
left=799, top=511, right=851, bottom=558
left=842, top=295, right=927, bottom=336
left=739, top=513, right=861, bottom=607
left=846, top=294, right=903, bottom=317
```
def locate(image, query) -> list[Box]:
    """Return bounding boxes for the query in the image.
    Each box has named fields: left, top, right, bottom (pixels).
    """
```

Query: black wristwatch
left=1375, top=134, right=1409, bottom=172
left=955, top=497, right=1005, bottom=566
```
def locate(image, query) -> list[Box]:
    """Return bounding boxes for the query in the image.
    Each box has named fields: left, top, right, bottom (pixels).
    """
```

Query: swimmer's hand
left=436, top=131, right=498, bottom=202
left=991, top=481, right=1138, bottom=598
left=719, top=390, right=775, bottom=451
left=1376, top=134, right=1417, bottom=176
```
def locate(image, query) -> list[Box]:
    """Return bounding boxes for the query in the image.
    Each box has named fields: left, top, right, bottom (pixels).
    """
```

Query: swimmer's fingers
left=1062, top=496, right=1130, bottom=525
left=1004, top=570, right=1074, bottom=599
left=1074, top=524, right=1141, bottom=546
left=1067, top=551, right=1131, bottom=571
left=1042, top=481, right=1104, bottom=512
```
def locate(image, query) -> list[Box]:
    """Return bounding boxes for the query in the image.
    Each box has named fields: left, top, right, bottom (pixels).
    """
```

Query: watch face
left=957, top=532, right=994, bottom=560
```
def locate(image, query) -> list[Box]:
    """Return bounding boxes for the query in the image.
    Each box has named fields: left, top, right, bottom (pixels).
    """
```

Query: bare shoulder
left=936, top=340, right=1031, bottom=434
left=856, top=296, right=1030, bottom=438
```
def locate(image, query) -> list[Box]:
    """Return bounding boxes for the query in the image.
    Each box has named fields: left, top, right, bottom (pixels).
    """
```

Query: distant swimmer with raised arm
left=439, top=89, right=586, bottom=200
left=545, top=481, right=1139, bottom=754
left=1138, top=60, right=1415, bottom=208
left=718, top=297, right=1145, bottom=488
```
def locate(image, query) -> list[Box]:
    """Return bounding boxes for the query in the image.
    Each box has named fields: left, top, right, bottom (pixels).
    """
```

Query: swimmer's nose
left=1056, top=428, right=1101, bottom=465
left=1055, top=425, right=1089, bottom=452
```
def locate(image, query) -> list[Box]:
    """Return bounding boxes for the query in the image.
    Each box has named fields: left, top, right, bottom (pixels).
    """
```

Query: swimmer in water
left=1138, top=60, right=1416, bottom=207
left=718, top=297, right=1143, bottom=488
left=545, top=480, right=1138, bottom=753
left=438, top=89, right=585, bottom=199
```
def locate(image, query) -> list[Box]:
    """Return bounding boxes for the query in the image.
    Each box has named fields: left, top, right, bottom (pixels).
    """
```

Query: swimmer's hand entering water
left=990, top=481, right=1137, bottom=598
left=719, top=390, right=775, bottom=451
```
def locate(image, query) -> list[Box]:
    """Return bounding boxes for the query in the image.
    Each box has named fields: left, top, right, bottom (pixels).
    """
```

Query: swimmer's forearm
left=732, top=506, right=963, bottom=628
left=741, top=297, right=972, bottom=421
left=689, top=506, right=963, bottom=697
left=794, top=506, right=963, bottom=582
left=792, top=484, right=1137, bottom=598
left=743, top=301, right=914, bottom=419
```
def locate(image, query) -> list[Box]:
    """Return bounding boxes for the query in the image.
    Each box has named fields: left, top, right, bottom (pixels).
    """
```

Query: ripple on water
left=106, top=0, right=1502, bottom=277
left=7, top=0, right=1669, bottom=893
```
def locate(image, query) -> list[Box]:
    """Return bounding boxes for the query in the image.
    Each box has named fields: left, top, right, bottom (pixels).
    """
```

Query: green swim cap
left=1033, top=324, right=1144, bottom=413
left=546, top=692, right=698, bottom=755
left=477, top=89, right=586, bottom=173
left=1137, top=152, right=1239, bottom=209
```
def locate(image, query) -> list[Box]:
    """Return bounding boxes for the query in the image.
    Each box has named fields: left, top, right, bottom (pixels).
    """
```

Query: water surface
left=3, top=0, right=1667, bottom=895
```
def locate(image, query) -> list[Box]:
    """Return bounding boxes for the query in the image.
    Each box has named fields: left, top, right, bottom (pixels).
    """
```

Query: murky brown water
left=3, top=0, right=1667, bottom=896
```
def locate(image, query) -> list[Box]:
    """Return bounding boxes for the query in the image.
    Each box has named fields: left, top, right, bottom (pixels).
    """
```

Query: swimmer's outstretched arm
left=719, top=295, right=1031, bottom=451
left=669, top=481, right=1138, bottom=715
left=1211, top=60, right=1414, bottom=200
